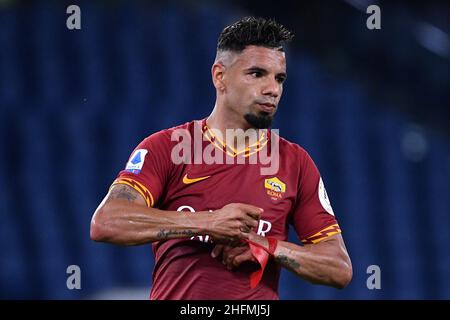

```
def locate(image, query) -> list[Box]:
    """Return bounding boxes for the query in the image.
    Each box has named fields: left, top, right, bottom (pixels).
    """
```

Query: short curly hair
left=217, top=16, right=294, bottom=53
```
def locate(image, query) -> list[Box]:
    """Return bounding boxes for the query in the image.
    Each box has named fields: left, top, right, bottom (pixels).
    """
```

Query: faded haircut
left=217, top=16, right=294, bottom=54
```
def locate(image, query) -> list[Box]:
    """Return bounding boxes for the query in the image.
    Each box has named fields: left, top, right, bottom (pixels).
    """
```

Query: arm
left=214, top=232, right=352, bottom=289
left=253, top=232, right=352, bottom=289
left=214, top=150, right=353, bottom=287
left=90, top=184, right=262, bottom=246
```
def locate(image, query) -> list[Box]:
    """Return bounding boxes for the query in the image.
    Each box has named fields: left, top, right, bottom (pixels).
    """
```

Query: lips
left=256, top=103, right=276, bottom=113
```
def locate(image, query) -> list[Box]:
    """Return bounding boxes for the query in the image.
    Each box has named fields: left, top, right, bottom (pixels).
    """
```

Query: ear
left=211, top=62, right=226, bottom=92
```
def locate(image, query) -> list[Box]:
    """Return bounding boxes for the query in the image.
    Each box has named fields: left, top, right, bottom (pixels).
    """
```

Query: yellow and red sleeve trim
left=301, top=224, right=341, bottom=244
left=110, top=178, right=154, bottom=207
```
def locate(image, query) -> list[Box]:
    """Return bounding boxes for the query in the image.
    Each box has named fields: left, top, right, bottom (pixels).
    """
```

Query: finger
left=221, top=245, right=235, bottom=265
left=241, top=213, right=261, bottom=226
left=225, top=254, right=234, bottom=268
left=237, top=204, right=263, bottom=219
left=222, top=246, right=240, bottom=266
left=222, top=245, right=233, bottom=255
left=233, top=255, right=245, bottom=268
left=225, top=251, right=240, bottom=270
left=246, top=219, right=259, bottom=229
left=211, top=244, right=225, bottom=258
left=224, top=247, right=248, bottom=269
left=228, top=251, right=252, bottom=269
left=233, top=252, right=256, bottom=268
left=239, top=225, right=251, bottom=233
left=239, top=231, right=250, bottom=240
left=240, top=219, right=259, bottom=234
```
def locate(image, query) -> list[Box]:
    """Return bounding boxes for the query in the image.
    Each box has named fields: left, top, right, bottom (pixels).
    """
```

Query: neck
left=206, top=102, right=265, bottom=151
left=206, top=103, right=249, bottom=132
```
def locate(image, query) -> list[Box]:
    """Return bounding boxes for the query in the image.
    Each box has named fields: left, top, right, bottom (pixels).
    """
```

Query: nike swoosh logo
left=182, top=174, right=211, bottom=184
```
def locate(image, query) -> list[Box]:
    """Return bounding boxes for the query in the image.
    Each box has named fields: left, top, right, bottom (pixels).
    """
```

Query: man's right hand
left=204, top=203, right=262, bottom=244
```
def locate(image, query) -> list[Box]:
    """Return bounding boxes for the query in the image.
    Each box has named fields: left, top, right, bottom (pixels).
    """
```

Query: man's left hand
left=211, top=242, right=257, bottom=270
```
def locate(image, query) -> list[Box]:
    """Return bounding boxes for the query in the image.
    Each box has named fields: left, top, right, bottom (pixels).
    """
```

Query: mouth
left=256, top=102, right=276, bottom=113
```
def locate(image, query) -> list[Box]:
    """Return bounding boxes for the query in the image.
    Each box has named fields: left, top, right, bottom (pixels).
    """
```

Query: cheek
left=239, top=80, right=259, bottom=98
left=229, top=80, right=253, bottom=100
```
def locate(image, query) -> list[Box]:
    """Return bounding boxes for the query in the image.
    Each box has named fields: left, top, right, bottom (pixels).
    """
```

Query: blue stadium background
left=1, top=0, right=449, bottom=299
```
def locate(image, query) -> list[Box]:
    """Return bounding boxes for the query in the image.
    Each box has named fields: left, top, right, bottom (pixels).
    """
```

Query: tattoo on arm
left=157, top=229, right=195, bottom=240
left=109, top=185, right=138, bottom=202
left=275, top=254, right=301, bottom=271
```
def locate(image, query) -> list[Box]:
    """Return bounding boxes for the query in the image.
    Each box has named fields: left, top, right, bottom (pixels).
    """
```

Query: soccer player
left=90, top=17, right=352, bottom=299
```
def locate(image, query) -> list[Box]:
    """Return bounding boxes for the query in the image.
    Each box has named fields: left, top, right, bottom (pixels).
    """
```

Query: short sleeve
left=291, top=150, right=341, bottom=244
left=111, top=130, right=172, bottom=207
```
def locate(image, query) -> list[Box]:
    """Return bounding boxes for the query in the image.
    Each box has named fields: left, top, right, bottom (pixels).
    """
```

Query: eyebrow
left=245, top=66, right=287, bottom=79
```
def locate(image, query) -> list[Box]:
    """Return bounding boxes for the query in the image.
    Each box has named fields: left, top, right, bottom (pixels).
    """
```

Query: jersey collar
left=201, top=119, right=270, bottom=158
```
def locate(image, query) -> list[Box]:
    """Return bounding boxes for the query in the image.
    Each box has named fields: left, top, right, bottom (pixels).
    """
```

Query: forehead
left=233, top=45, right=286, bottom=72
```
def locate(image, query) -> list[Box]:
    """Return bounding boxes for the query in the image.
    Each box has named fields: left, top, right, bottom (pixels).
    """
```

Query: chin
left=244, top=112, right=274, bottom=129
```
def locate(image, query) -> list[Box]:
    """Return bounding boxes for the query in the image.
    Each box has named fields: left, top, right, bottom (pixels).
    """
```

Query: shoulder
left=276, top=133, right=311, bottom=161
left=276, top=134, right=321, bottom=180
left=140, top=120, right=198, bottom=149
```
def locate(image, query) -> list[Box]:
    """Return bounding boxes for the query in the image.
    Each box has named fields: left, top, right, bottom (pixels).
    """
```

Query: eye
left=276, top=76, right=286, bottom=84
left=250, top=71, right=263, bottom=78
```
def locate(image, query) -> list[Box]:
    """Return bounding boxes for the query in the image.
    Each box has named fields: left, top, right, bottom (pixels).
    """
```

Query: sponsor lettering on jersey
left=176, top=205, right=272, bottom=242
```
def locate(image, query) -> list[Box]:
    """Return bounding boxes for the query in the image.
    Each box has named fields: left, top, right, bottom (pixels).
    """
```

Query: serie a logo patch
left=125, top=149, right=148, bottom=174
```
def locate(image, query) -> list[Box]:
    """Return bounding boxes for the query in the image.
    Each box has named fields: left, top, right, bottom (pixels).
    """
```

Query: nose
left=261, top=77, right=281, bottom=98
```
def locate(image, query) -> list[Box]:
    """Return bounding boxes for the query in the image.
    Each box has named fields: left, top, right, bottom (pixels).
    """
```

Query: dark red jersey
left=112, top=119, right=341, bottom=299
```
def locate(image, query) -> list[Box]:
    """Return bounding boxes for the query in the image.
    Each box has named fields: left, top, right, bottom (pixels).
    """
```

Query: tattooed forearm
left=157, top=229, right=195, bottom=240
left=109, top=185, right=138, bottom=202
left=275, top=255, right=301, bottom=271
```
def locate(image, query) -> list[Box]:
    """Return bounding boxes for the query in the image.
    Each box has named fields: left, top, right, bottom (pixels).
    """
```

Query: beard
left=244, top=111, right=274, bottom=129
